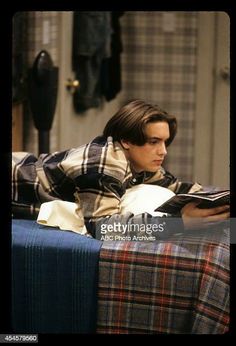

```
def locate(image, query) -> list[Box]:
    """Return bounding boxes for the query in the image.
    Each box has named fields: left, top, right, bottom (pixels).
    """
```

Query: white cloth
left=37, top=200, right=88, bottom=235
left=37, top=184, right=175, bottom=233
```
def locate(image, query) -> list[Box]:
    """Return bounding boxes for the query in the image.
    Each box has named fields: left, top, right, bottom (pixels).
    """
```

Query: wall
left=120, top=12, right=198, bottom=181
left=23, top=11, right=60, bottom=155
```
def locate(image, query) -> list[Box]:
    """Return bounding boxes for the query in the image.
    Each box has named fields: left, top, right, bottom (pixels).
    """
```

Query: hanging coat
left=72, top=11, right=112, bottom=112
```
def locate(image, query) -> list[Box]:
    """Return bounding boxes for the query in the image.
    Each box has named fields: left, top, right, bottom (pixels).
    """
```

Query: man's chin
left=146, top=166, right=161, bottom=172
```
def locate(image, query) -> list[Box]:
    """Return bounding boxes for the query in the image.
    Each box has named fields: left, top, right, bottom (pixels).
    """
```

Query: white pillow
left=120, top=184, right=175, bottom=216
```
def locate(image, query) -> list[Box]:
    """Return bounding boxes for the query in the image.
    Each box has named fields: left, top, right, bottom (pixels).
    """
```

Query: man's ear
left=120, top=139, right=130, bottom=150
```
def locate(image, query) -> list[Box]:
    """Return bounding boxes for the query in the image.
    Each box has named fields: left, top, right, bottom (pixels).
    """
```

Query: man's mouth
left=153, top=160, right=163, bottom=165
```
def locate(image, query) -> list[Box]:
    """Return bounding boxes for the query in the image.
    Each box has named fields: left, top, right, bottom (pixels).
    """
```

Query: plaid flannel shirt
left=12, top=136, right=202, bottom=237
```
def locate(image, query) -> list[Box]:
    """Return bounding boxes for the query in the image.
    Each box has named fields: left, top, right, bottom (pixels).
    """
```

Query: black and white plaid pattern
left=12, top=136, right=202, bottom=236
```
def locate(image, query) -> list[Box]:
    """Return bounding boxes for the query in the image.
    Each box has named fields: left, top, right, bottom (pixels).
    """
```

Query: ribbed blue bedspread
left=12, top=220, right=102, bottom=333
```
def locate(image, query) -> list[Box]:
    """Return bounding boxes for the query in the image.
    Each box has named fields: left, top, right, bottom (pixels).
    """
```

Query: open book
left=155, top=189, right=230, bottom=214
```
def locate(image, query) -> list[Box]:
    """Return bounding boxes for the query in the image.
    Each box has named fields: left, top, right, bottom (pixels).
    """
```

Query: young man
left=12, top=99, right=229, bottom=238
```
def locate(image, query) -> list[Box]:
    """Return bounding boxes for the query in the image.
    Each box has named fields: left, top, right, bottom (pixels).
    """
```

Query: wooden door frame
left=193, top=12, right=216, bottom=186
left=57, top=11, right=74, bottom=151
left=193, top=11, right=230, bottom=188
left=211, top=12, right=230, bottom=188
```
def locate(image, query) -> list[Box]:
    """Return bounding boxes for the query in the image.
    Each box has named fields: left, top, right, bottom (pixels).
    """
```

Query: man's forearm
left=85, top=212, right=185, bottom=240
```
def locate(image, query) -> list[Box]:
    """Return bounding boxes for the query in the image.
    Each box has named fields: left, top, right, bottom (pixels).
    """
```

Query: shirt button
left=132, top=178, right=137, bottom=183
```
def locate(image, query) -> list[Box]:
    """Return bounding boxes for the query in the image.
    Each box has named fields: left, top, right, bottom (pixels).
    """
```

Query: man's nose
left=158, top=142, right=167, bottom=156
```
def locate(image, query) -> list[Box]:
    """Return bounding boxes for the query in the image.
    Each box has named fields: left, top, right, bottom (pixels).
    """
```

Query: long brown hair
left=103, top=99, right=177, bottom=146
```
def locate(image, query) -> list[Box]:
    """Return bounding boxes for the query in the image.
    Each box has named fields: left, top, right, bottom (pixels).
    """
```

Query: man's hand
left=181, top=202, right=230, bottom=230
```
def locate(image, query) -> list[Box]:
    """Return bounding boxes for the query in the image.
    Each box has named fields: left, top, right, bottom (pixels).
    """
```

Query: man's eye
left=147, top=139, right=159, bottom=145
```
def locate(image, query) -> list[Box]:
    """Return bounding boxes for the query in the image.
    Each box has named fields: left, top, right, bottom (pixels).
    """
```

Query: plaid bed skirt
left=96, top=228, right=229, bottom=334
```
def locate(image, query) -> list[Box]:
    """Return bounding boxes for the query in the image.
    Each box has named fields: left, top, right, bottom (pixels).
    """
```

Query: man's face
left=121, top=121, right=169, bottom=173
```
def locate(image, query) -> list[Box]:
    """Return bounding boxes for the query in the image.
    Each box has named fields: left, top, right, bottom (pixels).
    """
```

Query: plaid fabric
left=97, top=228, right=229, bottom=334
left=120, top=11, right=198, bottom=181
left=12, top=136, right=202, bottom=236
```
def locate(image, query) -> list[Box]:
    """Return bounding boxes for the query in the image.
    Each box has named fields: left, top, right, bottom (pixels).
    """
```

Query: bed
left=12, top=219, right=229, bottom=334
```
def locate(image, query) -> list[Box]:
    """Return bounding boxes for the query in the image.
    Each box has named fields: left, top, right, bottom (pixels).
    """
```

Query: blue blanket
left=12, top=220, right=102, bottom=333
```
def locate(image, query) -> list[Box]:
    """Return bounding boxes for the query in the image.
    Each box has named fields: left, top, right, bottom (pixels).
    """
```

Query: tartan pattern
left=120, top=11, right=198, bottom=181
left=97, top=229, right=229, bottom=334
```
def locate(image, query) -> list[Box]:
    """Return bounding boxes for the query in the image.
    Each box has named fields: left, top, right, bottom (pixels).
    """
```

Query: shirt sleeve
left=35, top=150, right=77, bottom=201
left=74, top=173, right=126, bottom=220
left=86, top=211, right=185, bottom=240
left=12, top=150, right=77, bottom=219
left=144, top=167, right=203, bottom=194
